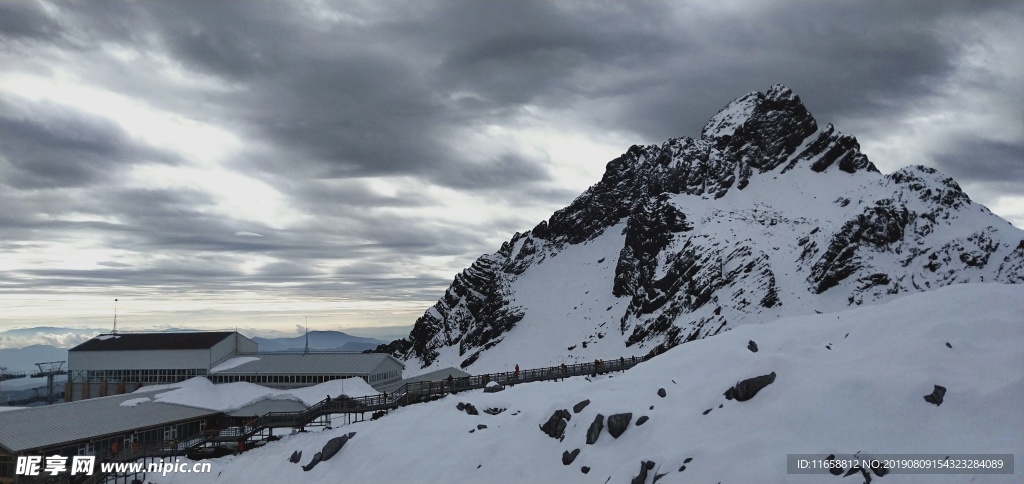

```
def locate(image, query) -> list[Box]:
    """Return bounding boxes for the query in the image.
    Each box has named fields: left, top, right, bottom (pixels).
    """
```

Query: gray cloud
left=1, top=0, right=1021, bottom=332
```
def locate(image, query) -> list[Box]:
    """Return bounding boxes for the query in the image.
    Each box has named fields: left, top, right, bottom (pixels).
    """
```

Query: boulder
left=607, top=413, right=633, bottom=438
left=456, top=402, right=466, bottom=411
left=464, top=403, right=479, bottom=415
left=636, top=415, right=649, bottom=426
left=484, top=381, right=505, bottom=393
left=657, top=388, right=666, bottom=398
left=573, top=399, right=591, bottom=413
left=483, top=407, right=506, bottom=415
left=289, top=450, right=302, bottom=463
left=477, top=424, right=487, bottom=430
left=302, top=452, right=322, bottom=472
left=320, top=435, right=349, bottom=461
left=631, top=460, right=652, bottom=484
left=924, top=385, right=946, bottom=406
left=586, top=414, right=604, bottom=445
left=581, top=466, right=590, bottom=474
left=540, top=409, right=571, bottom=439
left=748, top=340, right=759, bottom=352
left=562, top=448, right=581, bottom=465
left=724, top=371, right=777, bottom=401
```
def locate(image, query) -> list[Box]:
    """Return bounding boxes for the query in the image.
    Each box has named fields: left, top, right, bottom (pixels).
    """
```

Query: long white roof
left=209, top=353, right=404, bottom=376
left=0, top=390, right=216, bottom=453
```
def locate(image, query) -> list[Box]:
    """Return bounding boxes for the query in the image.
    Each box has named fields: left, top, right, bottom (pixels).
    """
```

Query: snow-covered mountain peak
left=377, top=85, right=1022, bottom=373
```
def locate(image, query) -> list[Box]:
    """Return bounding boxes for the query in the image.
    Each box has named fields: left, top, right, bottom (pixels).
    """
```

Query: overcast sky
left=1, top=0, right=1021, bottom=345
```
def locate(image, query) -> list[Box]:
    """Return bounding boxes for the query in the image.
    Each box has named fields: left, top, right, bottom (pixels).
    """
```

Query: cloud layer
left=1, top=0, right=1021, bottom=332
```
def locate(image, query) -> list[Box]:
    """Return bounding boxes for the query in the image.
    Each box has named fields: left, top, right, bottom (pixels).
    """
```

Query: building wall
left=208, top=334, right=256, bottom=367
left=69, top=349, right=212, bottom=373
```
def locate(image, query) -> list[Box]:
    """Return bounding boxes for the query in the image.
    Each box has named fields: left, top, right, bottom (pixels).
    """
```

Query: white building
left=67, top=331, right=257, bottom=401
left=209, top=352, right=405, bottom=390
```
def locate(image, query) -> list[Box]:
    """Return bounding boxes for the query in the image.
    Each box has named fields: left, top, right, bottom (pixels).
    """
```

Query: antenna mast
left=303, top=316, right=309, bottom=355
left=112, top=298, right=118, bottom=334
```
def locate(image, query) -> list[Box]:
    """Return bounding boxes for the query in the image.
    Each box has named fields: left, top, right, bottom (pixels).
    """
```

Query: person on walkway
left=236, top=439, right=245, bottom=455
left=620, top=356, right=625, bottom=371
left=326, top=394, right=332, bottom=403
left=560, top=363, right=568, bottom=381
left=110, top=440, right=119, bottom=457
left=513, top=364, right=520, bottom=385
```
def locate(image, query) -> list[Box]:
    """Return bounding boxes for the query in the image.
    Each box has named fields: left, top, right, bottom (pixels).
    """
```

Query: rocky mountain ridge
left=376, top=84, right=1023, bottom=372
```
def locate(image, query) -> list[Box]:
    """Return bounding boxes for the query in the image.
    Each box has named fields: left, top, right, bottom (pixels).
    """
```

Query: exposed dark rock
left=683, top=458, right=692, bottom=464
left=483, top=407, right=506, bottom=415
left=653, top=472, right=668, bottom=483
left=321, top=435, right=350, bottom=461
left=945, top=342, right=952, bottom=348
left=477, top=424, right=487, bottom=430
left=723, top=371, right=777, bottom=402
left=540, top=409, right=571, bottom=439
left=924, top=385, right=947, bottom=406
left=657, top=388, right=667, bottom=398
left=636, top=416, right=649, bottom=426
left=456, top=402, right=465, bottom=411
left=464, top=403, right=479, bottom=415
left=607, top=413, right=633, bottom=438
left=562, top=448, right=581, bottom=465
left=586, top=414, right=604, bottom=445
left=573, top=399, right=591, bottom=414
left=631, top=460, right=654, bottom=484
left=702, top=408, right=712, bottom=415
left=483, top=382, right=505, bottom=393
left=302, top=452, right=322, bottom=472
left=678, top=465, right=686, bottom=471
left=748, top=340, right=758, bottom=352
left=581, top=466, right=590, bottom=474
left=826, top=454, right=844, bottom=476
left=288, top=450, right=301, bottom=463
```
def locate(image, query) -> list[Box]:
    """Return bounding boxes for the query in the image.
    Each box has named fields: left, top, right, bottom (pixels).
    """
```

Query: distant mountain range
left=252, top=331, right=386, bottom=353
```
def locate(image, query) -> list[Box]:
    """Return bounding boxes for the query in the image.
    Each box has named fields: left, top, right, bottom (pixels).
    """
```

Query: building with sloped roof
left=0, top=390, right=219, bottom=483
left=67, top=331, right=257, bottom=401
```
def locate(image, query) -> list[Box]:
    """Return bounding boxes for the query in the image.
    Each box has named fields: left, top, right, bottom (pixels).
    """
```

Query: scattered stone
left=825, top=454, right=844, bottom=476
left=649, top=405, right=654, bottom=410
left=671, top=380, right=676, bottom=384
left=826, top=344, right=832, bottom=350
left=321, top=435, right=350, bottom=461
left=468, top=429, right=475, bottom=433
left=483, top=407, right=506, bottom=415
left=683, top=458, right=692, bottom=464
left=586, top=414, right=604, bottom=445
left=924, top=385, right=947, bottom=406
left=747, top=340, right=758, bottom=352
left=457, top=402, right=466, bottom=411
left=653, top=472, right=668, bottom=483
left=945, top=342, right=952, bottom=348
left=645, top=461, right=655, bottom=470
left=723, top=371, right=777, bottom=402
left=718, top=404, right=723, bottom=408
left=302, top=452, right=322, bottom=472
left=477, top=464, right=481, bottom=468
left=636, top=416, right=649, bottom=426
left=573, top=399, right=591, bottom=413
left=464, top=403, right=479, bottom=415
left=484, top=382, right=505, bottom=393
left=289, top=450, right=302, bottom=463
left=702, top=408, right=712, bottom=415
left=657, top=388, right=666, bottom=398
left=678, top=465, right=686, bottom=472
left=631, top=460, right=653, bottom=484
left=477, top=424, right=487, bottom=430
left=607, top=413, right=633, bottom=438
left=581, top=466, right=590, bottom=474
left=540, top=409, right=571, bottom=439
left=562, top=448, right=581, bottom=465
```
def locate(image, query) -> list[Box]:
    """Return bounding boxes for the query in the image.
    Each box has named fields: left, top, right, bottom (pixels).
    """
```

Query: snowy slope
left=378, top=84, right=1023, bottom=374
left=150, top=284, right=1023, bottom=484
